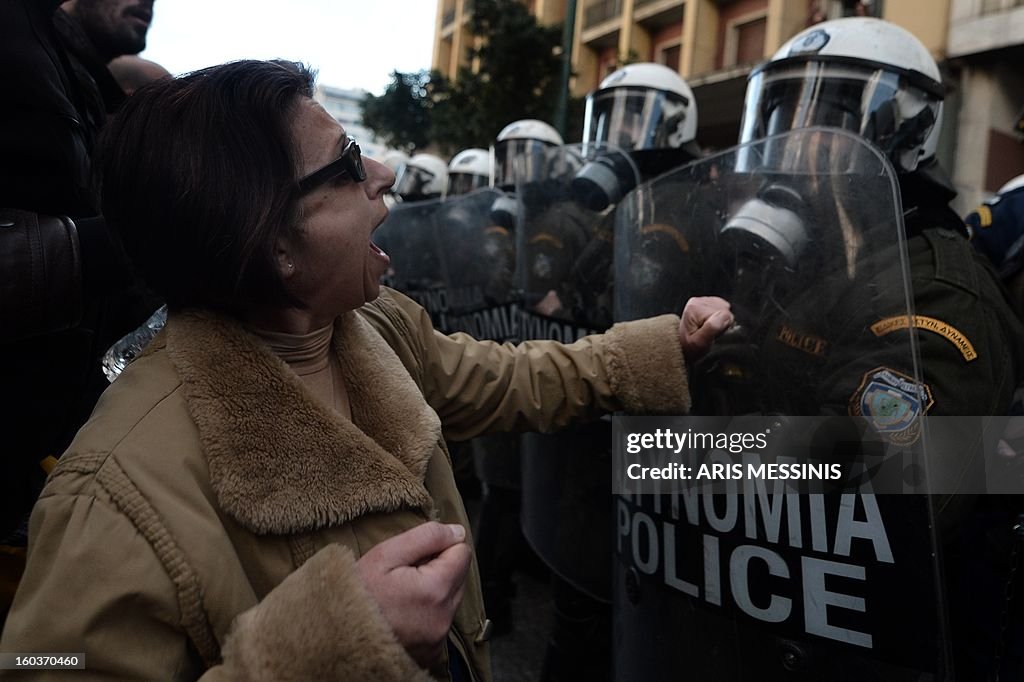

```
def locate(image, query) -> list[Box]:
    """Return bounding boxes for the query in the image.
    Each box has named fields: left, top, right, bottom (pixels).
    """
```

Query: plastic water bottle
left=101, top=305, right=167, bottom=382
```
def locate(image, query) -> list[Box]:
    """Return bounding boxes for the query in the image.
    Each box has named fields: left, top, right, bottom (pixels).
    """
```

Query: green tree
left=360, top=0, right=583, bottom=154
left=430, top=0, right=567, bottom=153
left=361, top=70, right=432, bottom=153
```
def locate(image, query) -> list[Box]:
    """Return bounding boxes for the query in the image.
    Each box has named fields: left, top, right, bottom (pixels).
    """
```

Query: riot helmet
left=582, top=62, right=698, bottom=154
left=393, top=153, right=449, bottom=202
left=492, top=119, right=563, bottom=191
left=379, top=149, right=410, bottom=204
left=739, top=17, right=944, bottom=175
left=380, top=149, right=410, bottom=178
left=446, top=148, right=492, bottom=198
left=573, top=62, right=699, bottom=211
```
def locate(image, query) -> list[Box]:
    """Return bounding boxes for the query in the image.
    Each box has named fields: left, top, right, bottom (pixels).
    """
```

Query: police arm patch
left=640, top=223, right=690, bottom=253
left=849, top=367, right=934, bottom=444
left=870, top=315, right=978, bottom=362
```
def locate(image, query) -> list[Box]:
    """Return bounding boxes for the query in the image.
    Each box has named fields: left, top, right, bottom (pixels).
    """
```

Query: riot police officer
left=445, top=148, right=492, bottom=198
left=671, top=17, right=1024, bottom=680
left=378, top=148, right=410, bottom=207
left=731, top=16, right=1022, bottom=435
left=965, top=173, right=1024, bottom=318
left=492, top=119, right=564, bottom=190
left=489, top=118, right=564, bottom=229
left=517, top=65, right=703, bottom=682
left=435, top=149, right=513, bottom=325
left=558, top=63, right=703, bottom=330
left=393, top=152, right=448, bottom=203
left=469, top=120, right=566, bottom=638
left=573, top=61, right=700, bottom=212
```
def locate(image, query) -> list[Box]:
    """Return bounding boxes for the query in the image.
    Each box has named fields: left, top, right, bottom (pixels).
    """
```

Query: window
left=724, top=8, right=769, bottom=68
left=657, top=42, right=682, bottom=72
left=734, top=17, right=766, bottom=66
left=442, top=1, right=456, bottom=27
left=827, top=0, right=884, bottom=18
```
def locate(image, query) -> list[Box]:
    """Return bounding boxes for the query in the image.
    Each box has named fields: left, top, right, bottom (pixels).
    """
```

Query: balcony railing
left=584, top=0, right=624, bottom=28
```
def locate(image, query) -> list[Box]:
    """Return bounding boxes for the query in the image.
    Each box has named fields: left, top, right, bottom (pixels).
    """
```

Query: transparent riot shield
left=516, top=144, right=640, bottom=603
left=374, top=197, right=449, bottom=331
left=432, top=187, right=519, bottom=342
left=516, top=143, right=638, bottom=334
left=612, top=128, right=954, bottom=680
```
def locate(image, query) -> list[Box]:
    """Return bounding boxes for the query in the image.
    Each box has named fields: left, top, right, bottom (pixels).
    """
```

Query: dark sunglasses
left=296, top=135, right=366, bottom=195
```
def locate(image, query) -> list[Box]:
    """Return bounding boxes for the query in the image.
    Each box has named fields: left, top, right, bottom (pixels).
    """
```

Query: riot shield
left=517, top=144, right=640, bottom=602
left=516, top=143, right=638, bottom=334
left=432, top=187, right=519, bottom=342
left=374, top=197, right=449, bottom=330
left=612, top=129, right=953, bottom=680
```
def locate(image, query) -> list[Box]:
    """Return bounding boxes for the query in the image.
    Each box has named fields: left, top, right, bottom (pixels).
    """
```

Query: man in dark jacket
left=0, top=0, right=159, bottom=620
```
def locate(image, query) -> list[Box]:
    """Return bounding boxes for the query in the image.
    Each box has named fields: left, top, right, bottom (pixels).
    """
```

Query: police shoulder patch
left=870, top=315, right=978, bottom=362
left=849, top=367, right=934, bottom=444
left=640, top=223, right=690, bottom=253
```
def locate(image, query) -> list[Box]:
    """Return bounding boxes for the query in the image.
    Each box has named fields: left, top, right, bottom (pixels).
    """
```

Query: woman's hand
left=356, top=522, right=472, bottom=668
left=679, top=296, right=734, bottom=363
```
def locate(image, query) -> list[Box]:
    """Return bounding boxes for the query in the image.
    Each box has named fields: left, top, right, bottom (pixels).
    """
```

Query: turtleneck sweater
left=247, top=323, right=351, bottom=420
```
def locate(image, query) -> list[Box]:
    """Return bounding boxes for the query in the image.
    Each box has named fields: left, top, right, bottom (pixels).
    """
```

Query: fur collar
left=165, top=308, right=441, bottom=535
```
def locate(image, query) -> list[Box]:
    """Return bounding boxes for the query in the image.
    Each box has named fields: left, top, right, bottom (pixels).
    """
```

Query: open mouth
left=369, top=208, right=390, bottom=264
left=369, top=240, right=390, bottom=265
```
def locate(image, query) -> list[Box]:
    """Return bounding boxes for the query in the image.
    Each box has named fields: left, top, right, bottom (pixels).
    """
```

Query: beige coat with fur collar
left=2, top=289, right=690, bottom=681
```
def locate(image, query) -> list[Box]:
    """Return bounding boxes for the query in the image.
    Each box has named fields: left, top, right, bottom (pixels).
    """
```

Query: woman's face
left=282, top=97, right=396, bottom=322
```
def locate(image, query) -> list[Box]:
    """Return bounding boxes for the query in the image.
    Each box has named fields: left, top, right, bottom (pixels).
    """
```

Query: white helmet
left=492, top=119, right=564, bottom=189
left=738, top=18, right=944, bottom=174
left=380, top=149, right=410, bottom=193
left=582, top=62, right=698, bottom=153
left=394, top=152, right=448, bottom=200
left=446, top=148, right=492, bottom=197
left=380, top=149, right=410, bottom=174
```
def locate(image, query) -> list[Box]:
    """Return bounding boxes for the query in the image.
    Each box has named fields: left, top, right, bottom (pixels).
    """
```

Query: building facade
left=314, top=85, right=389, bottom=160
left=946, top=0, right=1024, bottom=212
left=433, top=0, right=570, bottom=81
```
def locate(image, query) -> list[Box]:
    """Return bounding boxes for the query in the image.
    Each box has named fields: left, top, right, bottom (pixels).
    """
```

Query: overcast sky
left=140, top=1, right=437, bottom=94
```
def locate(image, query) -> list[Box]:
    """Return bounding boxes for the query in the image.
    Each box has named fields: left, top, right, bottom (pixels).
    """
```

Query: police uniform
left=519, top=182, right=597, bottom=324
left=965, top=176, right=1024, bottom=320
left=689, top=204, right=1024, bottom=679
left=515, top=180, right=618, bottom=681
left=695, top=225, right=1023, bottom=420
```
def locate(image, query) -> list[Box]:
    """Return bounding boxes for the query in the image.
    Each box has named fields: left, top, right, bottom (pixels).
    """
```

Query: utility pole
left=554, top=0, right=577, bottom=139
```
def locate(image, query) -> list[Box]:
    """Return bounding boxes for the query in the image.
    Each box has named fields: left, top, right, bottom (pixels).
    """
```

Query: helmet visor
left=394, top=165, right=437, bottom=198
left=447, top=172, right=489, bottom=197
left=493, top=139, right=556, bottom=188
left=739, top=61, right=940, bottom=171
left=583, top=87, right=691, bottom=152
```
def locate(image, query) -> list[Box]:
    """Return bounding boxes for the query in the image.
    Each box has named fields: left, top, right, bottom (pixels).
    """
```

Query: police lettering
left=408, top=287, right=449, bottom=316
left=447, top=303, right=519, bottom=343
left=617, top=491, right=894, bottom=649
left=517, top=309, right=598, bottom=342
left=777, top=324, right=829, bottom=357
